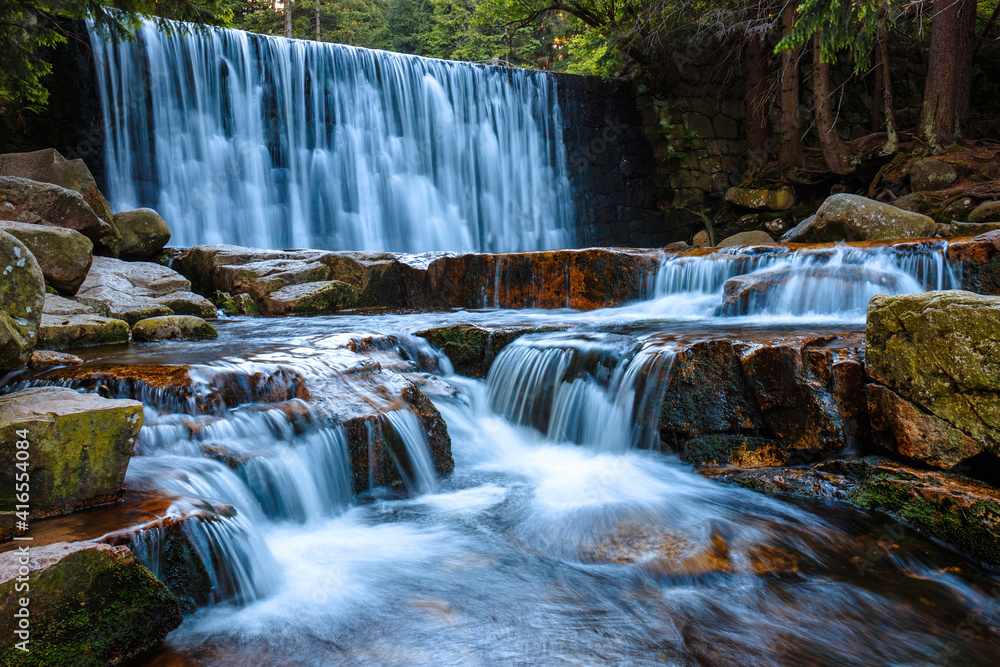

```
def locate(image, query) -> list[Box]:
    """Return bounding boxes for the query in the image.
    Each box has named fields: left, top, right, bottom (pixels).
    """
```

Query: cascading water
left=639, top=241, right=962, bottom=320
left=88, top=19, right=574, bottom=252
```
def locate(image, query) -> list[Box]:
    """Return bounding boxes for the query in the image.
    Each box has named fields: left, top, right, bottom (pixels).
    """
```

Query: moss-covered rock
left=131, top=315, right=218, bottom=342
left=0, top=230, right=45, bottom=375
left=0, top=220, right=93, bottom=295
left=415, top=324, right=568, bottom=378
left=680, top=435, right=785, bottom=467
left=724, top=186, right=795, bottom=211
left=0, top=387, right=142, bottom=518
left=866, top=291, right=1000, bottom=461
left=213, top=290, right=259, bottom=316
left=969, top=201, right=1000, bottom=223
left=261, top=280, right=358, bottom=315
left=783, top=194, right=937, bottom=243
left=909, top=158, right=958, bottom=192
left=113, top=208, right=171, bottom=261
left=37, top=295, right=130, bottom=350
left=0, top=542, right=182, bottom=666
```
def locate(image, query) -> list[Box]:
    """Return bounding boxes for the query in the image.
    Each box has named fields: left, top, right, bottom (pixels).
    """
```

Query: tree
left=0, top=1, right=232, bottom=124
left=919, top=0, right=976, bottom=149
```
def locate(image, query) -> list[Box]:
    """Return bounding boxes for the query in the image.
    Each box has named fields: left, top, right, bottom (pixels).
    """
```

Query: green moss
left=0, top=547, right=182, bottom=666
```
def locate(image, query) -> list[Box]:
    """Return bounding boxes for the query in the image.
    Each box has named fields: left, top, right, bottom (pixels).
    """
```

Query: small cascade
left=383, top=411, right=440, bottom=494
left=487, top=332, right=676, bottom=451
left=88, top=18, right=574, bottom=252
left=647, top=242, right=961, bottom=320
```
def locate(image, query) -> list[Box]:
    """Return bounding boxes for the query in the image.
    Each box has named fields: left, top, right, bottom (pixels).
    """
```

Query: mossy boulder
left=113, top=208, right=171, bottom=261
left=0, top=149, right=114, bottom=228
left=724, top=186, right=795, bottom=211
left=909, top=158, right=958, bottom=192
left=0, top=387, right=142, bottom=518
left=0, top=175, right=120, bottom=256
left=131, top=315, right=218, bottom=342
left=213, top=291, right=258, bottom=316
left=260, top=280, right=358, bottom=315
left=0, top=230, right=45, bottom=375
left=969, top=201, right=1000, bottom=223
left=415, top=324, right=568, bottom=377
left=0, top=220, right=93, bottom=295
left=783, top=194, right=937, bottom=243
left=37, top=295, right=130, bottom=351
left=866, top=291, right=1000, bottom=462
left=0, top=542, right=182, bottom=666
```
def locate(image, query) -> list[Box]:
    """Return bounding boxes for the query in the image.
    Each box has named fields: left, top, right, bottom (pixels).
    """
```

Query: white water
left=89, top=19, right=574, bottom=252
left=634, top=241, right=962, bottom=322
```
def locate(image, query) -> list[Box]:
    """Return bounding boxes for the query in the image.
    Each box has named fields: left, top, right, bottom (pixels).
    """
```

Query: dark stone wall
left=0, top=22, right=105, bottom=191
left=552, top=73, right=674, bottom=247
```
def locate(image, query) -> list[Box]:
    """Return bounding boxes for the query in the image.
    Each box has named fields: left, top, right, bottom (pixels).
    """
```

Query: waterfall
left=89, top=19, right=575, bottom=252
left=644, top=241, right=962, bottom=320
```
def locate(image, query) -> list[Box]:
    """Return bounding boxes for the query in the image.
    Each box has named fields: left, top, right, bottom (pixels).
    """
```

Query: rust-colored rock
left=28, top=349, right=83, bottom=371
left=947, top=230, right=1000, bottom=295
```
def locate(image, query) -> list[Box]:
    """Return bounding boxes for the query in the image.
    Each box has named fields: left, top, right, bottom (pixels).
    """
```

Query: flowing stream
left=9, top=242, right=999, bottom=664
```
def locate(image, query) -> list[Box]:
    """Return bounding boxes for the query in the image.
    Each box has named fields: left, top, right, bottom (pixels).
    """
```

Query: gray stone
left=0, top=230, right=44, bottom=375
left=910, top=158, right=958, bottom=192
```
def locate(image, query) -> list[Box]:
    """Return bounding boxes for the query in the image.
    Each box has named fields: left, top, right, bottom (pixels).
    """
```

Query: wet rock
left=969, top=201, right=1000, bottom=223
left=724, top=186, right=795, bottom=211
left=35, top=363, right=311, bottom=416
left=660, top=335, right=867, bottom=466
left=946, top=230, right=1000, bottom=295
left=0, top=542, right=182, bottom=665
left=113, top=208, right=171, bottom=260
left=213, top=291, right=258, bottom=317
left=782, top=194, right=937, bottom=243
left=704, top=456, right=1000, bottom=567
left=0, top=175, right=120, bottom=255
left=763, top=218, right=788, bottom=235
left=0, top=149, right=114, bottom=228
left=132, top=315, right=219, bottom=342
left=892, top=192, right=932, bottom=214
left=867, top=383, right=981, bottom=468
left=866, top=290, right=1000, bottom=463
left=0, top=219, right=92, bottom=294
left=717, top=230, right=774, bottom=248
left=77, top=256, right=215, bottom=324
left=0, top=230, right=45, bottom=375
left=938, top=197, right=977, bottom=221
left=28, top=350, right=83, bottom=371
left=909, top=158, right=958, bottom=192
left=415, top=324, right=568, bottom=378
left=261, top=280, right=359, bottom=316
left=37, top=295, right=130, bottom=350
left=0, top=387, right=142, bottom=518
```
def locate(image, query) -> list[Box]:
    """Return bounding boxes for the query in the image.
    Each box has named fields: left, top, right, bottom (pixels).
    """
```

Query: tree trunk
left=744, top=5, right=773, bottom=171
left=285, top=0, right=293, bottom=38
left=920, top=0, right=976, bottom=149
left=813, top=34, right=855, bottom=175
left=316, top=4, right=321, bottom=41
left=778, top=1, right=803, bottom=178
left=877, top=20, right=898, bottom=154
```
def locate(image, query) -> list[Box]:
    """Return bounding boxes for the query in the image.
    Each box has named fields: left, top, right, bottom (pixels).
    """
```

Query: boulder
left=0, top=542, right=182, bottom=665
left=867, top=383, right=980, bottom=468
left=77, top=256, right=215, bottom=324
left=0, top=230, right=45, bottom=375
left=415, top=324, right=568, bottom=378
left=704, top=456, right=1000, bottom=567
left=782, top=194, right=937, bottom=243
left=938, top=197, right=976, bottom=221
left=0, top=219, right=92, bottom=294
left=0, top=175, right=120, bottom=255
left=260, top=280, right=358, bottom=315
left=891, top=192, right=932, bottom=214
left=969, top=201, right=1000, bottom=223
left=37, top=295, right=130, bottom=350
left=946, top=230, right=1000, bottom=295
left=909, top=158, right=958, bottom=192
left=213, top=291, right=259, bottom=316
left=131, top=315, right=218, bottom=342
left=0, top=387, right=142, bottom=517
left=724, top=186, right=795, bottom=211
left=28, top=349, right=83, bottom=371
left=0, top=148, right=114, bottom=225
left=717, top=230, right=774, bottom=248
left=866, top=291, right=1000, bottom=462
left=692, top=230, right=711, bottom=247
left=113, top=208, right=171, bottom=260
left=935, top=221, right=1000, bottom=239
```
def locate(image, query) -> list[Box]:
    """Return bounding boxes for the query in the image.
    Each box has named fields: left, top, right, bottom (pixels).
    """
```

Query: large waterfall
left=89, top=20, right=575, bottom=252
